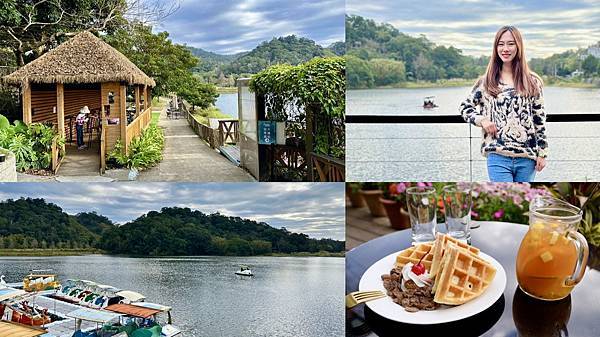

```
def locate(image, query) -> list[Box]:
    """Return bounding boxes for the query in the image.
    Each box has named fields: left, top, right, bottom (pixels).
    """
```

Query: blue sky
left=0, top=183, right=345, bottom=240
left=154, top=0, right=345, bottom=54
left=347, top=0, right=600, bottom=58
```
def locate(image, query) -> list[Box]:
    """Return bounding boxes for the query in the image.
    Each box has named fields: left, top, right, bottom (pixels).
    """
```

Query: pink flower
left=494, top=209, right=505, bottom=219
left=416, top=182, right=428, bottom=187
left=396, top=183, right=407, bottom=194
left=471, top=210, right=479, bottom=218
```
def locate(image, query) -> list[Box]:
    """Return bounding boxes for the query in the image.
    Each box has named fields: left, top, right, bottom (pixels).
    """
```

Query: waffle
left=394, top=242, right=434, bottom=270
left=432, top=243, right=497, bottom=305
left=430, top=233, right=480, bottom=277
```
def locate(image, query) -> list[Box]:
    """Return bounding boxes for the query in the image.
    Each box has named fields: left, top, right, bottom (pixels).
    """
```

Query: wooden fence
left=125, top=106, right=152, bottom=147
left=181, top=100, right=239, bottom=149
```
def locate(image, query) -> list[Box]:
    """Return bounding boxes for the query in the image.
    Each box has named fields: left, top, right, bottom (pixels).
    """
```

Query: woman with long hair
left=460, top=26, right=547, bottom=182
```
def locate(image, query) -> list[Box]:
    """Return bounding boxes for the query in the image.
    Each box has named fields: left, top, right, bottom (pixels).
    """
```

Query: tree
left=104, top=23, right=199, bottom=97
left=0, top=0, right=180, bottom=66
left=369, top=58, right=406, bottom=86
left=179, top=76, right=218, bottom=110
left=582, top=55, right=599, bottom=76
left=346, top=55, right=374, bottom=89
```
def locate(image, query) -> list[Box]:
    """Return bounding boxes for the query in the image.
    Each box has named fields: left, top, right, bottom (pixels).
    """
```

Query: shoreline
left=351, top=80, right=600, bottom=90
left=0, top=249, right=344, bottom=258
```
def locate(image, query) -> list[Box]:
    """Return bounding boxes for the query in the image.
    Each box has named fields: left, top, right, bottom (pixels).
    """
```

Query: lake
left=0, top=255, right=344, bottom=337
left=347, top=86, right=600, bottom=181
left=215, top=93, right=238, bottom=119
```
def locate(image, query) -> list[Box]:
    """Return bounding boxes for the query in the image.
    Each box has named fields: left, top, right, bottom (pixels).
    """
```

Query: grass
left=360, top=78, right=600, bottom=90
left=151, top=112, right=160, bottom=125
left=0, top=248, right=104, bottom=256
left=191, top=106, right=233, bottom=125
left=217, top=87, right=238, bottom=94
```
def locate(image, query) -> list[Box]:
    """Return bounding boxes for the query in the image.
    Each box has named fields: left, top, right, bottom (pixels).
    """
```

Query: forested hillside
left=190, top=35, right=342, bottom=85
left=0, top=198, right=344, bottom=256
left=0, top=198, right=98, bottom=249
left=346, top=15, right=487, bottom=88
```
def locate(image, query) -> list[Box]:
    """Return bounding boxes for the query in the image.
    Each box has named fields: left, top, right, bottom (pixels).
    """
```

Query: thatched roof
left=4, top=31, right=155, bottom=86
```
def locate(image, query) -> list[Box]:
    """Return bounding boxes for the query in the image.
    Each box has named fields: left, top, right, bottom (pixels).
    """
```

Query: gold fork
left=345, top=290, right=386, bottom=308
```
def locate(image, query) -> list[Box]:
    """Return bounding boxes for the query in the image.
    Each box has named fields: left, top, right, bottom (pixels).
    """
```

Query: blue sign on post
left=258, top=121, right=276, bottom=145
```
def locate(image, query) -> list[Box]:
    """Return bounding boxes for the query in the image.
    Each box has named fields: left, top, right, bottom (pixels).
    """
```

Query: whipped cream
left=401, top=262, right=432, bottom=292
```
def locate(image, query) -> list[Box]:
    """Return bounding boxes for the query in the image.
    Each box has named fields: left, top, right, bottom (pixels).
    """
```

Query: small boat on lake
left=235, top=265, right=253, bottom=277
left=423, top=96, right=438, bottom=109
left=23, top=270, right=60, bottom=292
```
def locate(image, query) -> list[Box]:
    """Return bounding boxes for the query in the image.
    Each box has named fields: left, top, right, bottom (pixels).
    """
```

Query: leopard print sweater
left=460, top=78, right=548, bottom=160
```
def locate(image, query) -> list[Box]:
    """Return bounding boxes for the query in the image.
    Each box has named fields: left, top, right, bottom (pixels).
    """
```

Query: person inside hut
left=76, top=106, right=90, bottom=150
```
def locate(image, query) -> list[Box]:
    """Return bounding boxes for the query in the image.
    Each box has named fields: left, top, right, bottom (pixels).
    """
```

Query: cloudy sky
left=347, top=0, right=600, bottom=59
left=153, top=0, right=345, bottom=54
left=0, top=183, right=345, bottom=240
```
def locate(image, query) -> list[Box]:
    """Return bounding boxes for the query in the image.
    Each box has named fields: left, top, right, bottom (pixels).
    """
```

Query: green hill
left=98, top=207, right=344, bottom=256
left=346, top=14, right=487, bottom=88
left=0, top=198, right=97, bottom=249
left=187, top=46, right=246, bottom=72
left=0, top=198, right=344, bottom=256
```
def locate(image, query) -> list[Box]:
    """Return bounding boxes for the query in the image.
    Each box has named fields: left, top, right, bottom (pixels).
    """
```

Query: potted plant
left=380, top=182, right=411, bottom=230
left=346, top=183, right=365, bottom=208
left=359, top=183, right=386, bottom=217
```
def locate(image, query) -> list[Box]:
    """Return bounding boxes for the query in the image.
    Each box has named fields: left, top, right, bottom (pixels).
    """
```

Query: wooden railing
left=187, top=113, right=222, bottom=149
left=51, top=135, right=64, bottom=173
left=219, top=119, right=239, bottom=144
left=125, top=106, right=152, bottom=147
left=100, top=121, right=106, bottom=173
left=311, top=153, right=345, bottom=182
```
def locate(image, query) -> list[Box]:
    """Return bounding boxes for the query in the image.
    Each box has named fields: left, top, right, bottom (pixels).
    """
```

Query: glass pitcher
left=516, top=196, right=589, bottom=301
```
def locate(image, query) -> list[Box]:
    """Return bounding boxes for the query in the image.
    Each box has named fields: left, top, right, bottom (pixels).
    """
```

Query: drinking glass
left=442, top=184, right=472, bottom=243
left=406, top=186, right=437, bottom=243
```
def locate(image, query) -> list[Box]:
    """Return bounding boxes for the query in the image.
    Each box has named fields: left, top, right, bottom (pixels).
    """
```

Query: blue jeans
left=487, top=153, right=536, bottom=182
left=76, top=124, right=84, bottom=147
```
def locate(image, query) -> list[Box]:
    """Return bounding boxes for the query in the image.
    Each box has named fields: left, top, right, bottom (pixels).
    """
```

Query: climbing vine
left=250, top=57, right=345, bottom=159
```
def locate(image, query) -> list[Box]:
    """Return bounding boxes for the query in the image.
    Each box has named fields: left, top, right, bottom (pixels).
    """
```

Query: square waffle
left=394, top=242, right=434, bottom=270
left=430, top=233, right=480, bottom=278
left=432, top=243, right=497, bottom=305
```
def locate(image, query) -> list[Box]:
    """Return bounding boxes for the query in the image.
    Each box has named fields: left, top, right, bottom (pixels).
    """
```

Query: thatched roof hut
left=3, top=31, right=156, bottom=174
left=4, top=31, right=155, bottom=86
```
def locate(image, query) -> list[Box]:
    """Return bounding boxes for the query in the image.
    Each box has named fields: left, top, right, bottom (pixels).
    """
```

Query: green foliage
left=192, top=106, right=231, bottom=125
left=105, top=24, right=199, bottom=98
left=226, top=35, right=327, bottom=74
left=0, top=198, right=99, bottom=249
left=250, top=57, right=345, bottom=159
left=180, top=76, right=219, bottom=110
left=75, top=212, right=115, bottom=236
left=0, top=116, right=61, bottom=171
left=345, top=15, right=487, bottom=88
left=108, top=124, right=164, bottom=170
left=97, top=207, right=345, bottom=256
left=547, top=183, right=600, bottom=246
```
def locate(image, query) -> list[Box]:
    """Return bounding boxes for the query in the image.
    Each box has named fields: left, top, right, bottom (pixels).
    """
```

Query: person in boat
left=460, top=26, right=547, bottom=182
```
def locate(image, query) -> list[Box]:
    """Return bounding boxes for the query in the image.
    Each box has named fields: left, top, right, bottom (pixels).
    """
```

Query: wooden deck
left=346, top=202, right=398, bottom=251
left=219, top=144, right=241, bottom=166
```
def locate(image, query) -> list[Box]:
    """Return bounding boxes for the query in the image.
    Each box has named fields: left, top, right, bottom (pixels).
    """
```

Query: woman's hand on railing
left=536, top=157, right=546, bottom=172
left=481, top=119, right=498, bottom=138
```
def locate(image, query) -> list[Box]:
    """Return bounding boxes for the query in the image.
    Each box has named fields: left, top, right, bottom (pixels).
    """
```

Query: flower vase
left=379, top=198, right=411, bottom=230
left=359, top=189, right=386, bottom=217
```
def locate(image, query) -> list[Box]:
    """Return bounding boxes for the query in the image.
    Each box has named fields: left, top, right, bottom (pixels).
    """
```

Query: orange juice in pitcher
left=516, top=196, right=589, bottom=301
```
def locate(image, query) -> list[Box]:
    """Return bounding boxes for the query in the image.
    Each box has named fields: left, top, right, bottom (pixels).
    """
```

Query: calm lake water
left=215, top=93, right=238, bottom=119
left=0, top=255, right=344, bottom=337
left=347, top=87, right=600, bottom=181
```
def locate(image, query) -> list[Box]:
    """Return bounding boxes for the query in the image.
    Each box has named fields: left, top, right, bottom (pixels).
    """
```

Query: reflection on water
left=0, top=255, right=344, bottom=337
left=512, top=287, right=571, bottom=337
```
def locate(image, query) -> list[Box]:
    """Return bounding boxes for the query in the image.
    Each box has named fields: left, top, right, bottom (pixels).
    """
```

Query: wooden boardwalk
left=137, top=110, right=255, bottom=182
left=346, top=203, right=398, bottom=251
left=56, top=141, right=100, bottom=176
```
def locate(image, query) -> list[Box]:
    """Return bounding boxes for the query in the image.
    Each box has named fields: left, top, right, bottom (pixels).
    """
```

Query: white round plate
left=358, top=250, right=506, bottom=324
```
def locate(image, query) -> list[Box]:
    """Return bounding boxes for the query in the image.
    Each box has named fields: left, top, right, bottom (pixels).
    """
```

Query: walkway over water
left=137, top=109, right=254, bottom=182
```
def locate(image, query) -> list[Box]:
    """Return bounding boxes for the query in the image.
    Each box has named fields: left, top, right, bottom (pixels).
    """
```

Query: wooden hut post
left=120, top=84, right=128, bottom=154
left=22, top=82, right=32, bottom=124
left=143, top=85, right=148, bottom=110
left=135, top=85, right=140, bottom=116
left=56, top=83, right=65, bottom=141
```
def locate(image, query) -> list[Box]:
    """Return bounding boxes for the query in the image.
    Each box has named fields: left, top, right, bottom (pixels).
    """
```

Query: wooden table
left=346, top=221, right=600, bottom=336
